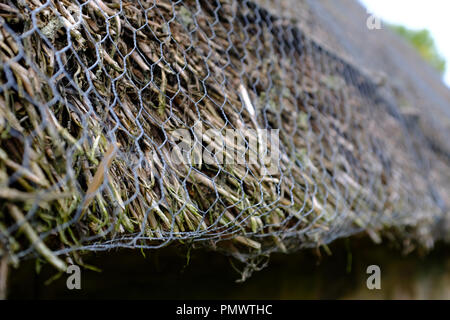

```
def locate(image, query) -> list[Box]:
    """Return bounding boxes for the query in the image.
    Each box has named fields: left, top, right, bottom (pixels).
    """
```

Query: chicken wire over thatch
left=0, top=0, right=449, bottom=273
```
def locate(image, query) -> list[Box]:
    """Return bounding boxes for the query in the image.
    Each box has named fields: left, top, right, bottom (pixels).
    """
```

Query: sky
left=359, top=0, right=450, bottom=87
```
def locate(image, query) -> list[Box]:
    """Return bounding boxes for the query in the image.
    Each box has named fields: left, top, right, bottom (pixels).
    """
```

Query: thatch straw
left=0, top=0, right=446, bottom=271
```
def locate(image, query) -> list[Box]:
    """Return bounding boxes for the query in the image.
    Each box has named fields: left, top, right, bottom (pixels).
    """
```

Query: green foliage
left=390, top=24, right=446, bottom=75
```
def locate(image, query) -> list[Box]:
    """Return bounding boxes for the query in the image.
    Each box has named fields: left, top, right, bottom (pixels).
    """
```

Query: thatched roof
left=0, top=0, right=448, bottom=273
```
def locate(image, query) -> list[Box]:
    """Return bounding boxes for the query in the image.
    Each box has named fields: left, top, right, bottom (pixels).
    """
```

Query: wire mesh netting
left=0, top=0, right=448, bottom=273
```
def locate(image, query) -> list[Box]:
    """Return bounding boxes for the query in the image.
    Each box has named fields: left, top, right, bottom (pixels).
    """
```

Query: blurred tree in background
left=390, top=24, right=446, bottom=76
